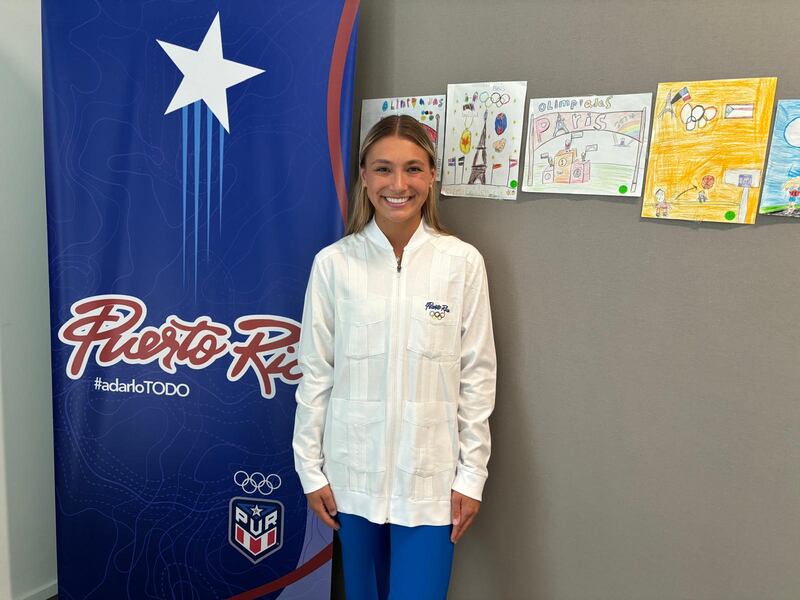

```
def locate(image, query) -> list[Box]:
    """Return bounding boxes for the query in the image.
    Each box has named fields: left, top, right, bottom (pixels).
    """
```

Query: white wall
left=0, top=2, right=58, bottom=599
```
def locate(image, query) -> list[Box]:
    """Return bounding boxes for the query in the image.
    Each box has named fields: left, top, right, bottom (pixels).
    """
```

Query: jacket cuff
left=452, top=468, right=487, bottom=501
left=296, top=468, right=330, bottom=494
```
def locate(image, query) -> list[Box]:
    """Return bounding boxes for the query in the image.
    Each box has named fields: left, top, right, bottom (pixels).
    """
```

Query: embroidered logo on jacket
left=425, top=301, right=451, bottom=321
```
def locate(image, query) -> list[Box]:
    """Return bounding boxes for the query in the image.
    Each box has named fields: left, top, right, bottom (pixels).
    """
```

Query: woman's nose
left=390, top=170, right=407, bottom=190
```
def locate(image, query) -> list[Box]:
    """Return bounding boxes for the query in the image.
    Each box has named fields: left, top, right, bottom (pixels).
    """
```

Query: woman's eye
left=408, top=167, right=422, bottom=173
left=375, top=167, right=389, bottom=173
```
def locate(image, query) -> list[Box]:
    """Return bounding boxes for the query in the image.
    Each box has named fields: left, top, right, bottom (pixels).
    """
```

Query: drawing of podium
left=541, top=133, right=597, bottom=184
left=724, top=168, right=761, bottom=223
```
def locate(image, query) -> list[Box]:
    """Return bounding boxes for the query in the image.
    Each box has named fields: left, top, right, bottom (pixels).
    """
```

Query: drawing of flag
left=725, top=103, right=754, bottom=119
left=492, top=163, right=502, bottom=170
left=671, top=86, right=691, bottom=104
left=508, top=158, right=518, bottom=168
left=458, top=156, right=465, bottom=166
left=448, top=157, right=456, bottom=167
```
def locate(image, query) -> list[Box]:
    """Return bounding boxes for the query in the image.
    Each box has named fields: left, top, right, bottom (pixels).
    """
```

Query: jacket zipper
left=385, top=251, right=403, bottom=522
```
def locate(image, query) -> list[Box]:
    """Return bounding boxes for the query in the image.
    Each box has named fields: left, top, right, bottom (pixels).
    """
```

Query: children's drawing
left=642, top=78, right=777, bottom=224
left=522, top=93, right=652, bottom=196
left=360, top=95, right=446, bottom=179
left=441, top=81, right=527, bottom=200
left=760, top=100, right=800, bottom=218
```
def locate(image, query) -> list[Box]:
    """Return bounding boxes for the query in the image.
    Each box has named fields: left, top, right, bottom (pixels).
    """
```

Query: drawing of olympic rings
left=429, top=311, right=445, bottom=320
left=479, top=91, right=511, bottom=108
left=234, top=470, right=282, bottom=496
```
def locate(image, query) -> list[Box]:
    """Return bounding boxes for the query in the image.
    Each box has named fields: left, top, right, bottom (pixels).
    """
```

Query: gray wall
left=351, top=1, right=799, bottom=599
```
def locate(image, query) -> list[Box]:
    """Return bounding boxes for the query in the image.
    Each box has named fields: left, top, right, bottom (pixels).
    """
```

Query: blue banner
left=42, top=1, right=358, bottom=597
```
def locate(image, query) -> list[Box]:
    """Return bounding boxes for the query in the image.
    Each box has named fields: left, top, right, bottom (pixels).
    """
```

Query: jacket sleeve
left=452, top=252, right=497, bottom=501
left=292, top=256, right=335, bottom=494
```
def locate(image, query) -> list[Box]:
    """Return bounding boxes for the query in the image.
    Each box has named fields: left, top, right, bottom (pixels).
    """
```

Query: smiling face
left=360, top=135, right=436, bottom=234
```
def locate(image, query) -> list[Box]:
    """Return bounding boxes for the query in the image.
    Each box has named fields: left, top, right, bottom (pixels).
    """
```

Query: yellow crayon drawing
left=642, top=78, right=776, bottom=224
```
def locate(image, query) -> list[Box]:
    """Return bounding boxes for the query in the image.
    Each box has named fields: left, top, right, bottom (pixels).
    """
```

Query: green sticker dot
left=724, top=211, right=736, bottom=221
left=618, top=184, right=629, bottom=194
left=510, top=180, right=518, bottom=189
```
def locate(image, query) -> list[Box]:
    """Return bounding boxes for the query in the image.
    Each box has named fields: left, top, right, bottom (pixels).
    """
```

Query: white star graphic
left=251, top=505, right=263, bottom=517
left=158, top=13, right=264, bottom=132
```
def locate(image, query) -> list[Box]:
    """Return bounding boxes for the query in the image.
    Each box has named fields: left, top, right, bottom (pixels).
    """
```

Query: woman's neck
left=375, top=215, right=422, bottom=257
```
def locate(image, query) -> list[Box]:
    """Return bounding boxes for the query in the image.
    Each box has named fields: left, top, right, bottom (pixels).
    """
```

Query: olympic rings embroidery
left=425, top=301, right=450, bottom=321
left=234, top=470, right=282, bottom=496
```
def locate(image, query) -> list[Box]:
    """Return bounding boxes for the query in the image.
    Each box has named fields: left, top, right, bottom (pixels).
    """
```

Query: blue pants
left=336, top=513, right=455, bottom=600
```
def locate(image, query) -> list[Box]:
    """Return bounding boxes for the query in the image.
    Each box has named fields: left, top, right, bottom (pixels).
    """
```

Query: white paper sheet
left=441, top=81, right=527, bottom=200
left=522, top=93, right=652, bottom=197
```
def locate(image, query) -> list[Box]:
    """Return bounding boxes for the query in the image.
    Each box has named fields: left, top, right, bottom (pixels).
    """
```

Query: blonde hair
left=783, top=176, right=800, bottom=191
left=346, top=115, right=448, bottom=236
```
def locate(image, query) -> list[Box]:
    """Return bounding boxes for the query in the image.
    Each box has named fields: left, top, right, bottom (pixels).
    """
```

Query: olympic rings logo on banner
left=234, top=471, right=282, bottom=496
left=429, top=311, right=446, bottom=320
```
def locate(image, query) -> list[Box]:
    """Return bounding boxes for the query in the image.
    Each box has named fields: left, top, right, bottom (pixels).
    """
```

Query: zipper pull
left=396, top=255, right=402, bottom=273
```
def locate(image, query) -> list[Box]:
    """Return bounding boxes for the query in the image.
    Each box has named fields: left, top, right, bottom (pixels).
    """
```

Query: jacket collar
left=363, top=217, right=433, bottom=253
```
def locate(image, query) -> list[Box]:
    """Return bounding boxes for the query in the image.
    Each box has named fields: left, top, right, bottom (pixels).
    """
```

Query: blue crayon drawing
left=761, top=100, right=800, bottom=217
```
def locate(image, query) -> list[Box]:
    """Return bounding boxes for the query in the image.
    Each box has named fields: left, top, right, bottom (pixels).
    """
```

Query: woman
left=293, top=115, right=496, bottom=599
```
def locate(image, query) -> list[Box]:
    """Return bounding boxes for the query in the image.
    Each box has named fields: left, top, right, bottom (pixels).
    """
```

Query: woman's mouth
left=384, top=196, right=411, bottom=205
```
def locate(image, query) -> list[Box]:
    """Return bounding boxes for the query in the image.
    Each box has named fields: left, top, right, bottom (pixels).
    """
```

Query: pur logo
left=58, top=295, right=301, bottom=399
left=425, top=301, right=450, bottom=321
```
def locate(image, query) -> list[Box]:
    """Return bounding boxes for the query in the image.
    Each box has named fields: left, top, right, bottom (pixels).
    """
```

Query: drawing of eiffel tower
left=658, top=90, right=675, bottom=119
left=553, top=113, right=569, bottom=136
left=468, top=110, right=488, bottom=185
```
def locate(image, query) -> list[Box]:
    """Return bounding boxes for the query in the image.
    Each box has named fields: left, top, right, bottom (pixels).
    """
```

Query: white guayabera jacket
left=292, top=218, right=496, bottom=526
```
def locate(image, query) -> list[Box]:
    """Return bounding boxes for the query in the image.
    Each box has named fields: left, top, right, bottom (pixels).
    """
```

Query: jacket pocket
left=395, top=402, right=457, bottom=501
left=396, top=402, right=456, bottom=477
left=406, top=295, right=459, bottom=360
left=337, top=296, right=387, bottom=359
left=329, top=400, right=386, bottom=473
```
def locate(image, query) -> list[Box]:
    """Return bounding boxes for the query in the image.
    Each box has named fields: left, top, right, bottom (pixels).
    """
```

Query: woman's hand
left=450, top=490, right=480, bottom=543
left=306, top=485, right=339, bottom=530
